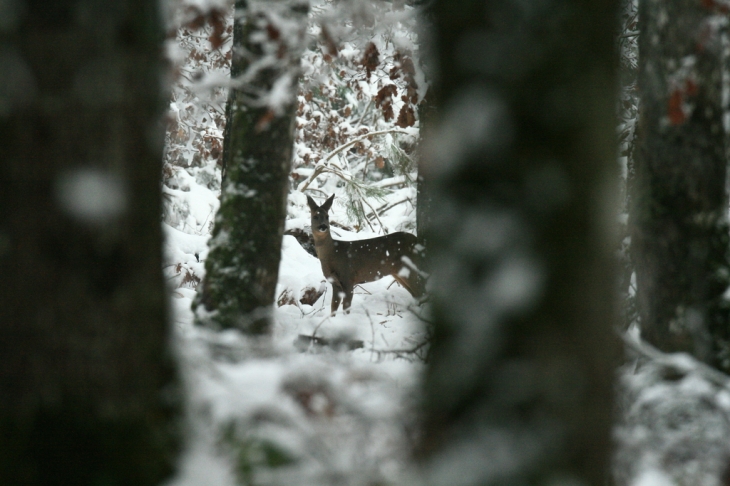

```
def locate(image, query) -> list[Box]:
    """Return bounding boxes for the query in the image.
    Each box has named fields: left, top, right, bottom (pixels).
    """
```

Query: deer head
left=307, top=194, right=334, bottom=238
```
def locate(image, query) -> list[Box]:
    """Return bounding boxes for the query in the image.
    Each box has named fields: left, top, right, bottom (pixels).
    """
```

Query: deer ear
left=306, top=195, right=318, bottom=211
left=322, top=194, right=334, bottom=212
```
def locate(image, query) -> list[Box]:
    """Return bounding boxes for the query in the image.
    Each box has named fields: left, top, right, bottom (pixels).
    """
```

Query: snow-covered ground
left=158, top=2, right=730, bottom=484
left=613, top=330, right=730, bottom=486
left=161, top=158, right=427, bottom=485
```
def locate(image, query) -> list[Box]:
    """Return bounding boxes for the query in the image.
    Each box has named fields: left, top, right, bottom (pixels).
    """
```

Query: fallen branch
left=366, top=197, right=412, bottom=221
left=620, top=330, right=730, bottom=389
left=294, top=334, right=364, bottom=352
left=369, top=339, right=430, bottom=362
left=358, top=195, right=386, bottom=233
left=372, top=175, right=410, bottom=188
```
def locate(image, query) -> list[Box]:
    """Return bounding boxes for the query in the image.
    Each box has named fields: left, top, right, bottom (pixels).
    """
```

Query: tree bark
left=418, top=1, right=619, bottom=484
left=195, top=0, right=309, bottom=334
left=0, top=1, right=180, bottom=483
left=631, top=0, right=730, bottom=371
left=416, top=90, right=435, bottom=252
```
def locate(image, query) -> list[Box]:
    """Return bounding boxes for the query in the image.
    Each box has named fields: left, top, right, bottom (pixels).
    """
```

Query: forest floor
left=159, top=140, right=730, bottom=486
left=161, top=161, right=427, bottom=485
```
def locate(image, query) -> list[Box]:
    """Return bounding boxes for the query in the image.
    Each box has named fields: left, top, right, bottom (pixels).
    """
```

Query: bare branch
left=298, top=128, right=412, bottom=192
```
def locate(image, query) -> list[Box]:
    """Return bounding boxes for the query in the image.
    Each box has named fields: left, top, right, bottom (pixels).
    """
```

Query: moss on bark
left=195, top=1, right=308, bottom=334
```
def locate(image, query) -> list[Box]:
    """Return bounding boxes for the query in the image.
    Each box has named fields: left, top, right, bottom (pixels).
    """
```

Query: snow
left=165, top=276, right=426, bottom=484
left=267, top=72, right=297, bottom=114
left=158, top=2, right=730, bottom=485
left=631, top=469, right=675, bottom=486
left=162, top=115, right=426, bottom=485
left=614, top=344, right=730, bottom=486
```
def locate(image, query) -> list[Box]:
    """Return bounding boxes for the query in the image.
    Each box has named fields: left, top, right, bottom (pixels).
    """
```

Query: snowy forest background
left=4, top=0, right=730, bottom=484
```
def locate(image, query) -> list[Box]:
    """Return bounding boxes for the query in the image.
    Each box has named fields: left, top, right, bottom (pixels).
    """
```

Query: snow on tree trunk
left=194, top=0, right=309, bottom=334
left=631, top=0, right=730, bottom=371
left=418, top=1, right=619, bottom=484
left=0, top=1, right=180, bottom=483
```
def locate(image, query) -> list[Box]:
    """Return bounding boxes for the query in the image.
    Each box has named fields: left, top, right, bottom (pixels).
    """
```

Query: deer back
left=343, top=232, right=418, bottom=286
left=306, top=194, right=425, bottom=304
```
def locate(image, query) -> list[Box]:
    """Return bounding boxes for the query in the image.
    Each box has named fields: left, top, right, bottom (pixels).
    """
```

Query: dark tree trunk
left=415, top=7, right=436, bottom=250
left=195, top=0, right=309, bottom=334
left=418, top=1, right=619, bottom=483
left=0, top=1, right=180, bottom=484
left=631, top=0, right=730, bottom=370
left=617, top=0, right=640, bottom=331
left=220, top=0, right=248, bottom=184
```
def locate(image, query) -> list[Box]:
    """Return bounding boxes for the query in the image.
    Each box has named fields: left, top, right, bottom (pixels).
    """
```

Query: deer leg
left=395, top=258, right=426, bottom=298
left=330, top=281, right=344, bottom=315
left=407, top=273, right=426, bottom=298
left=393, top=272, right=425, bottom=299
left=342, top=287, right=354, bottom=314
left=392, top=274, right=412, bottom=294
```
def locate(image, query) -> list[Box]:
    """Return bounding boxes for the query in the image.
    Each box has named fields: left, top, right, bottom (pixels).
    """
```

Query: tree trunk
left=418, top=1, right=619, bottom=484
left=631, top=0, right=730, bottom=371
left=416, top=88, right=436, bottom=249
left=0, top=1, right=180, bottom=483
left=195, top=0, right=309, bottom=334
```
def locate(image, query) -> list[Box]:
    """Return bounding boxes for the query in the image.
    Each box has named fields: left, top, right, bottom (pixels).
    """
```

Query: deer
left=306, top=194, right=426, bottom=314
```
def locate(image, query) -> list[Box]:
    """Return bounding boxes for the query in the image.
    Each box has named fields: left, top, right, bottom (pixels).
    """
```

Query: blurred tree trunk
left=195, top=0, right=309, bottom=334
left=416, top=89, right=436, bottom=249
left=0, top=1, right=180, bottom=484
left=617, top=0, right=640, bottom=331
left=418, top=1, right=619, bottom=484
left=631, top=0, right=730, bottom=371
left=415, top=4, right=436, bottom=249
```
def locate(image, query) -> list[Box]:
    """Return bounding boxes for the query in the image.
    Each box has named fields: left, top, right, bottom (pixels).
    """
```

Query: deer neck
left=312, top=228, right=336, bottom=256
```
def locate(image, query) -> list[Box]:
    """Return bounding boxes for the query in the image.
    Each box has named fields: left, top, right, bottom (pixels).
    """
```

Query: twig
left=353, top=284, right=372, bottom=295
left=330, top=221, right=355, bottom=232
left=370, top=339, right=429, bottom=355
left=355, top=200, right=374, bottom=232
left=366, top=198, right=412, bottom=221
left=354, top=100, right=372, bottom=130
left=366, top=309, right=376, bottom=362
left=297, top=165, right=327, bottom=193
left=310, top=313, right=332, bottom=342
left=297, top=285, right=328, bottom=317
left=372, top=175, right=410, bottom=188
left=407, top=304, right=433, bottom=324
left=359, top=197, right=382, bottom=233
left=369, top=339, right=430, bottom=362
left=306, top=187, right=331, bottom=198
left=196, top=207, right=215, bottom=235
left=298, top=128, right=412, bottom=192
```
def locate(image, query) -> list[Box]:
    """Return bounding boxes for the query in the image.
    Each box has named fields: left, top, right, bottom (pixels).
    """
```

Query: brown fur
left=307, top=194, right=425, bottom=314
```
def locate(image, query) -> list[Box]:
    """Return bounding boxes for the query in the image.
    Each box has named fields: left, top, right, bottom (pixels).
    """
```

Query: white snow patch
left=630, top=468, right=675, bottom=486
